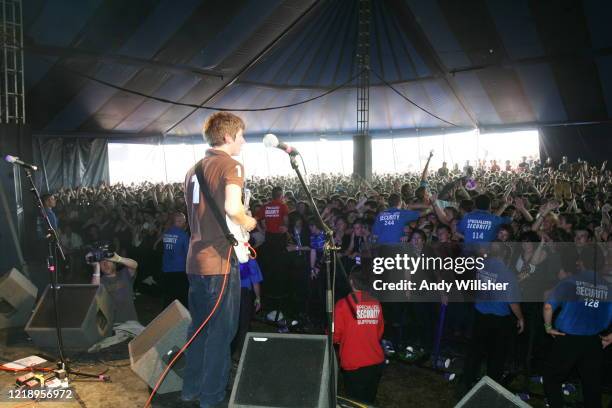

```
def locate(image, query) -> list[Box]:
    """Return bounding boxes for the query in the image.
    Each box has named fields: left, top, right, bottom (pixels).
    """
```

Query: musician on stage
left=182, top=112, right=257, bottom=408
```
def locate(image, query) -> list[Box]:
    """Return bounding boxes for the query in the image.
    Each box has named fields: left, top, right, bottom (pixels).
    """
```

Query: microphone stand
left=8, top=166, right=111, bottom=383
left=287, top=153, right=338, bottom=407
left=22, top=168, right=69, bottom=372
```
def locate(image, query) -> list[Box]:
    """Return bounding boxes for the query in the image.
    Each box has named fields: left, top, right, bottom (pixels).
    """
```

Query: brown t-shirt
left=184, top=149, right=244, bottom=275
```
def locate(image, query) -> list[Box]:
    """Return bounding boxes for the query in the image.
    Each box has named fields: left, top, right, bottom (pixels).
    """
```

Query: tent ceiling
left=23, top=0, right=612, bottom=138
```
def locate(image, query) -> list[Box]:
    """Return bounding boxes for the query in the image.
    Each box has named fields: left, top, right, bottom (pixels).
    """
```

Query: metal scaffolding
left=356, top=0, right=370, bottom=138
left=0, top=0, right=25, bottom=124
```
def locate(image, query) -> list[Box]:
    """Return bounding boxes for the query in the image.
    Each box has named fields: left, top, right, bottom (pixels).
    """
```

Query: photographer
left=88, top=249, right=139, bottom=323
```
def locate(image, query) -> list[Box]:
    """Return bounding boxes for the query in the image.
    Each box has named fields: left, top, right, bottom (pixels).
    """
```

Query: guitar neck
left=243, top=188, right=251, bottom=216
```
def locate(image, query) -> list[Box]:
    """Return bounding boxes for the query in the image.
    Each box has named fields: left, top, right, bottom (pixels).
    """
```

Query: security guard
left=371, top=193, right=420, bottom=353
left=461, top=242, right=524, bottom=392
left=457, top=194, right=512, bottom=243
left=371, top=193, right=420, bottom=244
left=542, top=251, right=612, bottom=408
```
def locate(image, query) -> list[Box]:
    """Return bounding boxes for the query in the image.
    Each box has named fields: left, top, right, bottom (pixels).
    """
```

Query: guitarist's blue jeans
left=182, top=260, right=240, bottom=407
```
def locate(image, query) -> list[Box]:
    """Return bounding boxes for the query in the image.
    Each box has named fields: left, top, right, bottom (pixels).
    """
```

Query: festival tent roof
left=23, top=0, right=612, bottom=138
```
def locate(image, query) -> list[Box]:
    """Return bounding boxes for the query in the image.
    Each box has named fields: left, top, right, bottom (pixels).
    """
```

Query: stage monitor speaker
left=229, top=332, right=331, bottom=408
left=128, top=300, right=191, bottom=394
left=0, top=268, right=37, bottom=328
left=455, top=376, right=531, bottom=408
left=25, top=284, right=113, bottom=349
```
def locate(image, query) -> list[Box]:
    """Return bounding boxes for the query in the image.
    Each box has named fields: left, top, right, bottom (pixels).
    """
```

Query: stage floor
left=3, top=292, right=607, bottom=408
left=0, top=331, right=456, bottom=408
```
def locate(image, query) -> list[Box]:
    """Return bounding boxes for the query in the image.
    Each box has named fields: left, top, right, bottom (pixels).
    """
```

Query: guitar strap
left=193, top=159, right=238, bottom=247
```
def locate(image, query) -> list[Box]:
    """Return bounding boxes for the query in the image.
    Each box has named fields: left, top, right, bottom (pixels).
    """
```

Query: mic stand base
left=289, top=155, right=338, bottom=408
left=21, top=171, right=107, bottom=384
left=23, top=170, right=70, bottom=379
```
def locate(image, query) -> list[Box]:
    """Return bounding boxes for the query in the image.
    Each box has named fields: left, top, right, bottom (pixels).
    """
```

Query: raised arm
left=514, top=197, right=534, bottom=223
left=109, top=254, right=138, bottom=277
left=495, top=194, right=512, bottom=216
left=531, top=201, right=555, bottom=232
left=430, top=194, right=453, bottom=225
left=420, top=150, right=434, bottom=184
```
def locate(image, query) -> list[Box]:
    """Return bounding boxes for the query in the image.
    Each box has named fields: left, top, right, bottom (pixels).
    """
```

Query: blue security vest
left=372, top=208, right=420, bottom=244
left=310, top=232, right=326, bottom=253
left=37, top=208, right=59, bottom=239
left=547, top=271, right=611, bottom=336
left=475, top=258, right=521, bottom=316
left=162, top=226, right=189, bottom=272
left=458, top=210, right=511, bottom=243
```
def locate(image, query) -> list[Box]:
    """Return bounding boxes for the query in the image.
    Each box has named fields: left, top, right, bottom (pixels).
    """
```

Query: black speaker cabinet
left=0, top=268, right=37, bottom=328
left=229, top=333, right=331, bottom=408
left=128, top=300, right=191, bottom=394
left=455, top=376, right=531, bottom=408
left=0, top=124, right=34, bottom=272
left=24, top=284, right=113, bottom=349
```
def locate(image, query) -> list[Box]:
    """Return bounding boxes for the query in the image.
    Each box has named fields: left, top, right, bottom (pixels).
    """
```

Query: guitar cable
left=143, top=247, right=233, bottom=408
left=247, top=243, right=257, bottom=259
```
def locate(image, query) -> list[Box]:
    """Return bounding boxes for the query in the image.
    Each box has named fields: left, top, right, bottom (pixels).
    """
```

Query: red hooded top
left=333, top=291, right=385, bottom=371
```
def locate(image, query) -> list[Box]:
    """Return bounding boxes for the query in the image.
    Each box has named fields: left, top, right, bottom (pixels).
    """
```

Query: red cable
left=143, top=247, right=233, bottom=408
left=0, top=367, right=53, bottom=373
left=248, top=243, right=257, bottom=259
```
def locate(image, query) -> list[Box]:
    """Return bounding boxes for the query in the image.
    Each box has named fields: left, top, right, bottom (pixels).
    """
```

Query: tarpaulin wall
left=33, top=137, right=109, bottom=192
left=539, top=124, right=612, bottom=166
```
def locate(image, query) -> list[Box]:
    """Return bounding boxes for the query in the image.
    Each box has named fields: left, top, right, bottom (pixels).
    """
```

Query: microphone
left=4, top=155, right=38, bottom=171
left=263, top=134, right=299, bottom=156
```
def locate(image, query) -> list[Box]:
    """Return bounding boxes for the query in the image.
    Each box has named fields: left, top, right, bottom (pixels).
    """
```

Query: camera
left=85, top=242, right=115, bottom=263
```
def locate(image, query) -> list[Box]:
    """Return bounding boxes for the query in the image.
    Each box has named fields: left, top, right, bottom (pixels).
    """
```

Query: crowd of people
left=43, top=151, right=612, bottom=407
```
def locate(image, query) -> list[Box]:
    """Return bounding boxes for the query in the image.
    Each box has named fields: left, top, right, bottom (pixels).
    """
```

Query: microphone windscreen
left=263, top=133, right=279, bottom=148
left=4, top=155, right=16, bottom=163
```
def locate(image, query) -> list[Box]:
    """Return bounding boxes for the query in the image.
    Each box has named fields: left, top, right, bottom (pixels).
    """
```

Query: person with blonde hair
left=182, top=112, right=257, bottom=407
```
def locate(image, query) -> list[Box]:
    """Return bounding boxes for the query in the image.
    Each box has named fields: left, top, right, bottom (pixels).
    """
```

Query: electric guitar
left=226, top=188, right=252, bottom=263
